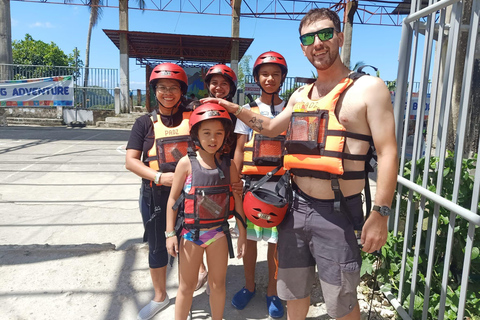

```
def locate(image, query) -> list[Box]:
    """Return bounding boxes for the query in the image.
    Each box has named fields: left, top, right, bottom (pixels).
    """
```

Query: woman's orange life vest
left=242, top=103, right=286, bottom=177
left=146, top=110, right=194, bottom=173
left=283, top=73, right=373, bottom=180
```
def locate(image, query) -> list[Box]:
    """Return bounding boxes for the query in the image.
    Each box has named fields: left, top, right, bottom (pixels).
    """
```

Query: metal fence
left=390, top=0, right=480, bottom=319
left=0, top=64, right=118, bottom=109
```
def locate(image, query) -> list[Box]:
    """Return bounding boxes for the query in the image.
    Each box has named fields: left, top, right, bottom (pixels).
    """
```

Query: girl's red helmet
left=189, top=103, right=232, bottom=131
left=243, top=187, right=288, bottom=228
left=205, top=64, right=238, bottom=101
left=253, top=51, right=288, bottom=79
left=149, top=63, right=188, bottom=94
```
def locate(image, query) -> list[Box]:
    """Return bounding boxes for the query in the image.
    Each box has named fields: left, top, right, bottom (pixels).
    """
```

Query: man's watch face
left=374, top=205, right=391, bottom=216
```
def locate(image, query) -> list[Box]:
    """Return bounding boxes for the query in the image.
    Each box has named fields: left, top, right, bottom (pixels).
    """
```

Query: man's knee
left=286, top=296, right=310, bottom=320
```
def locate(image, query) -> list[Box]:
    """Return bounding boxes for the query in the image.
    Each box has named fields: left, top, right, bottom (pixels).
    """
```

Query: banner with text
left=0, top=76, right=74, bottom=107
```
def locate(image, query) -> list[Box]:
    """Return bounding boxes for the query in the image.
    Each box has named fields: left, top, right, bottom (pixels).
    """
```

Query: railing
left=0, top=64, right=118, bottom=110
left=391, top=0, right=480, bottom=319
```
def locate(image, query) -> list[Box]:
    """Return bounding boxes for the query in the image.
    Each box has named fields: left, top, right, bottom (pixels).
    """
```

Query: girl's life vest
left=146, top=109, right=194, bottom=173
left=172, top=151, right=246, bottom=258
left=284, top=73, right=376, bottom=213
left=241, top=102, right=286, bottom=178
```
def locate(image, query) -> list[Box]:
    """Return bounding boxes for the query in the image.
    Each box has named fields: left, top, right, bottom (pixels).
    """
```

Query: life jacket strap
left=222, top=223, right=235, bottom=258
left=292, top=168, right=365, bottom=180
left=326, top=129, right=373, bottom=143
left=172, top=192, right=185, bottom=211
left=330, top=175, right=342, bottom=213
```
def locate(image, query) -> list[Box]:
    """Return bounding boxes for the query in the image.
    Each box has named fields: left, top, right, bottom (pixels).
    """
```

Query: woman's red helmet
left=243, top=187, right=288, bottom=228
left=253, top=51, right=288, bottom=80
left=205, top=64, right=237, bottom=101
left=149, top=63, right=188, bottom=94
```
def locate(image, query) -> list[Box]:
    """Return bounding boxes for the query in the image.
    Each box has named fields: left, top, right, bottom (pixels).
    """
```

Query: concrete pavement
left=0, top=125, right=388, bottom=320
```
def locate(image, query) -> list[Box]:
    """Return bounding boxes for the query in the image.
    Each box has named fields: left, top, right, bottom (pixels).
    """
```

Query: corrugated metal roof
left=103, top=29, right=254, bottom=65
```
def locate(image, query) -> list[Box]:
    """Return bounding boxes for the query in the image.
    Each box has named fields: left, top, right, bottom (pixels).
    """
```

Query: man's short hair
left=299, top=8, right=342, bottom=35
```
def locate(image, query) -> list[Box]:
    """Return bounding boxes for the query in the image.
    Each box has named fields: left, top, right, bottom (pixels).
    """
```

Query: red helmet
left=149, top=63, right=188, bottom=94
left=253, top=51, right=288, bottom=79
left=205, top=64, right=237, bottom=101
left=243, top=187, right=288, bottom=228
left=189, top=103, right=232, bottom=131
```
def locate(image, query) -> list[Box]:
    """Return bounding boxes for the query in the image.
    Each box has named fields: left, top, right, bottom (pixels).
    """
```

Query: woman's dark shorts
left=277, top=187, right=364, bottom=318
left=140, top=182, right=170, bottom=269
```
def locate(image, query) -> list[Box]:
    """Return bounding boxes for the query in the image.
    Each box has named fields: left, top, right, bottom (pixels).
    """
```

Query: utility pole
left=341, top=0, right=358, bottom=69
left=231, top=0, right=241, bottom=102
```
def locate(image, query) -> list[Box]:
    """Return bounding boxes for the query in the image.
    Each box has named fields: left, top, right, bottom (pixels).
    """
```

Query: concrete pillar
left=136, top=89, right=141, bottom=106
left=0, top=0, right=13, bottom=80
left=114, top=87, right=120, bottom=115
left=119, top=0, right=130, bottom=113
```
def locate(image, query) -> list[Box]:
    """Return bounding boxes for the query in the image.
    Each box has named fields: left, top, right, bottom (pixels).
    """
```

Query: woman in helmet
left=165, top=103, right=247, bottom=320
left=230, top=51, right=288, bottom=318
left=204, top=64, right=238, bottom=159
left=125, top=63, right=194, bottom=320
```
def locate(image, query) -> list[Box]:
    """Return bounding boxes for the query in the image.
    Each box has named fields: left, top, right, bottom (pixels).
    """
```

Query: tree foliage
left=237, top=54, right=252, bottom=90
left=12, top=34, right=82, bottom=67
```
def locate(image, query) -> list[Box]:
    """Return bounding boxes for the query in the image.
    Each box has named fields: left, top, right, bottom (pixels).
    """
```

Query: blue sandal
left=266, top=295, right=284, bottom=318
left=231, top=286, right=256, bottom=310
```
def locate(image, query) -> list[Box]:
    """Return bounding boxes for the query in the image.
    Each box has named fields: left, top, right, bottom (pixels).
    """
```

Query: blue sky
left=10, top=2, right=404, bottom=90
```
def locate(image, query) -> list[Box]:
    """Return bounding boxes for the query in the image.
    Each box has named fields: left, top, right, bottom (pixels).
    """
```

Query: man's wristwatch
left=372, top=205, right=391, bottom=217
left=154, top=171, right=162, bottom=185
left=165, top=230, right=176, bottom=238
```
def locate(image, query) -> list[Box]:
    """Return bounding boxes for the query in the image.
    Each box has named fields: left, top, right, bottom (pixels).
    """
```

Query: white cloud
left=29, top=22, right=54, bottom=28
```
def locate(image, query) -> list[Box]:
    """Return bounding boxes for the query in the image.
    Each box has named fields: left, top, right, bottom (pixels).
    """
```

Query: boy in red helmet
left=230, top=51, right=288, bottom=318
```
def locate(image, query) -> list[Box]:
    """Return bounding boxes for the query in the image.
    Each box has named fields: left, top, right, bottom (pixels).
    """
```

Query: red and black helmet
left=243, top=187, right=288, bottom=228
left=149, top=63, right=188, bottom=94
left=189, top=103, right=232, bottom=131
left=205, top=64, right=237, bottom=101
left=253, top=51, right=288, bottom=80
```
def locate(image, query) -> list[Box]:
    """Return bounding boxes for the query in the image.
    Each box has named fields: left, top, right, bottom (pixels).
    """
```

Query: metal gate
left=390, top=0, right=480, bottom=319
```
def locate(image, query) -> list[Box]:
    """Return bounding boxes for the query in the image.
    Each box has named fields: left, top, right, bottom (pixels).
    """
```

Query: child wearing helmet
left=165, top=103, right=247, bottom=320
left=126, top=62, right=194, bottom=320
left=204, top=64, right=239, bottom=159
left=230, top=51, right=288, bottom=318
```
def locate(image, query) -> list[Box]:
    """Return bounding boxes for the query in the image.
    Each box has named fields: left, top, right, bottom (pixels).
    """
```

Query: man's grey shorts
left=277, top=186, right=364, bottom=318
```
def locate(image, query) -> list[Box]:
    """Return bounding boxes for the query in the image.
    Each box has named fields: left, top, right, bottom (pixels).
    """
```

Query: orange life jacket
left=242, top=102, right=286, bottom=177
left=283, top=73, right=373, bottom=181
left=146, top=110, right=194, bottom=173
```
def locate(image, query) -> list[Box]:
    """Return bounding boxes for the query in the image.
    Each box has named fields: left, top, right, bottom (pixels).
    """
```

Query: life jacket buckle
left=330, top=175, right=340, bottom=191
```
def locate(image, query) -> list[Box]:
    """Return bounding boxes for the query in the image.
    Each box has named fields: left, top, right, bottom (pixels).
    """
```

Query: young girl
left=165, top=103, right=247, bottom=320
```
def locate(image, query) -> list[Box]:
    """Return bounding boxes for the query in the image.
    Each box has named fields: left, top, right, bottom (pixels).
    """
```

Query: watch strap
left=165, top=230, right=176, bottom=238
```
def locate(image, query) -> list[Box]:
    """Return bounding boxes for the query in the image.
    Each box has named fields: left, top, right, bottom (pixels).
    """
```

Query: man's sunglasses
left=299, top=27, right=335, bottom=46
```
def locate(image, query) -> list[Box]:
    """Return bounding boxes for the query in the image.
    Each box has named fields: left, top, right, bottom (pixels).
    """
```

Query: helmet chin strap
left=156, top=98, right=182, bottom=127
left=255, top=76, right=285, bottom=116
left=193, top=135, right=227, bottom=179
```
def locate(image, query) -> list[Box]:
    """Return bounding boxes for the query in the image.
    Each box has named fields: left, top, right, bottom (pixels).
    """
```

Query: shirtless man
left=203, top=8, right=398, bottom=320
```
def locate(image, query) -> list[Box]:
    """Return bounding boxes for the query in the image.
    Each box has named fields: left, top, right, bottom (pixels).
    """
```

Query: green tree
left=12, top=34, right=78, bottom=67
left=12, top=34, right=83, bottom=79
left=237, top=54, right=252, bottom=90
